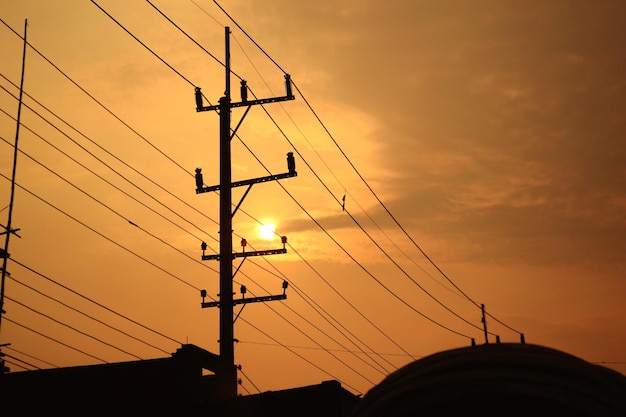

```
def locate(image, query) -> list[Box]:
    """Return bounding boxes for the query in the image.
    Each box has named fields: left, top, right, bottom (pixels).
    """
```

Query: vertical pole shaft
left=0, top=20, right=27, bottom=337
left=218, top=26, right=236, bottom=399
left=481, top=304, right=488, bottom=344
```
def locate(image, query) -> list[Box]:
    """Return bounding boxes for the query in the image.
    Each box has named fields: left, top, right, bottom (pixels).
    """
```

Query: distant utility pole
left=0, top=19, right=27, bottom=375
left=193, top=27, right=296, bottom=399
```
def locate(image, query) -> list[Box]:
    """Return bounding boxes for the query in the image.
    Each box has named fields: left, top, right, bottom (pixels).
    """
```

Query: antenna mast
left=0, top=19, right=27, bottom=374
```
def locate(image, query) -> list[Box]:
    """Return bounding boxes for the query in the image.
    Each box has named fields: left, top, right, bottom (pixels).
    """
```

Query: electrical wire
left=146, top=0, right=241, bottom=80
left=0, top=132, right=220, bottom=272
left=10, top=258, right=183, bottom=346
left=3, top=345, right=59, bottom=368
left=239, top=316, right=360, bottom=394
left=6, top=295, right=144, bottom=360
left=3, top=316, right=108, bottom=363
left=2, top=352, right=41, bottom=370
left=0, top=71, right=220, bottom=229
left=210, top=0, right=522, bottom=336
left=90, top=0, right=196, bottom=87
left=4, top=359, right=30, bottom=371
left=241, top=275, right=384, bottom=381
left=237, top=134, right=473, bottom=340
left=0, top=88, right=220, bottom=255
left=8, top=275, right=171, bottom=355
left=239, top=340, right=421, bottom=359
left=238, top=367, right=261, bottom=394
left=0, top=16, right=194, bottom=175
left=0, top=172, right=202, bottom=292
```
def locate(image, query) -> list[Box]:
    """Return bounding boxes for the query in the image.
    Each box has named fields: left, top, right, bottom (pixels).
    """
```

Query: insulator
left=287, top=152, right=296, bottom=175
left=240, top=285, right=247, bottom=294
left=471, top=338, right=476, bottom=347
left=201, top=241, right=207, bottom=251
left=281, top=236, right=287, bottom=244
left=195, top=168, right=203, bottom=190
left=282, top=280, right=288, bottom=290
left=241, top=238, right=247, bottom=247
left=496, top=335, right=501, bottom=344
left=200, top=289, right=207, bottom=298
left=285, top=74, right=293, bottom=97
left=240, top=80, right=248, bottom=102
left=520, top=333, right=526, bottom=344
left=195, top=87, right=203, bottom=110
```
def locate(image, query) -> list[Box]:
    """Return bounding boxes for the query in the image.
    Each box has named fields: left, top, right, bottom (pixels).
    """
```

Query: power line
left=241, top=277, right=383, bottom=382
left=239, top=340, right=422, bottom=359
left=2, top=352, right=41, bottom=370
left=0, top=172, right=202, bottom=292
left=8, top=275, right=170, bottom=355
left=0, top=89, right=220, bottom=255
left=237, top=134, right=473, bottom=340
left=10, top=258, right=183, bottom=346
left=6, top=295, right=144, bottom=360
left=240, top=316, right=360, bottom=394
left=0, top=131, right=220, bottom=267
left=250, top=259, right=394, bottom=374
left=0, top=71, right=221, bottom=229
left=90, top=0, right=196, bottom=87
left=3, top=316, right=108, bottom=363
left=238, top=367, right=261, bottom=394
left=4, top=359, right=30, bottom=371
left=4, top=345, right=59, bottom=368
left=210, top=0, right=521, bottom=336
left=0, top=17, right=193, bottom=175
left=146, top=0, right=238, bottom=79
left=212, top=1, right=287, bottom=75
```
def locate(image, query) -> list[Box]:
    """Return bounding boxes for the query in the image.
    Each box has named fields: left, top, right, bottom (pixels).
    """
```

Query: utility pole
left=193, top=27, right=295, bottom=399
left=481, top=304, right=488, bottom=344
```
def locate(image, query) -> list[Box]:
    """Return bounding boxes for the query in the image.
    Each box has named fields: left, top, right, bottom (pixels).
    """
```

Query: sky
left=1, top=0, right=625, bottom=396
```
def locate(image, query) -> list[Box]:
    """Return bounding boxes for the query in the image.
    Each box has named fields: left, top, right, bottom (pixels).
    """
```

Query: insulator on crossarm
left=195, top=87, right=203, bottom=110
left=287, top=152, right=296, bottom=175
left=240, top=80, right=248, bottom=102
left=195, top=168, right=204, bottom=191
left=285, top=74, right=293, bottom=98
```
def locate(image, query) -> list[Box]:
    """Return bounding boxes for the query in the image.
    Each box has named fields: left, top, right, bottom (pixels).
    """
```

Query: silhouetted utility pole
left=193, top=27, right=295, bottom=399
left=481, top=304, right=488, bottom=344
left=0, top=19, right=27, bottom=375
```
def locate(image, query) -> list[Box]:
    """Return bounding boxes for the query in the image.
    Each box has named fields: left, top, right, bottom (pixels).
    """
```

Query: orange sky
left=1, top=0, right=625, bottom=395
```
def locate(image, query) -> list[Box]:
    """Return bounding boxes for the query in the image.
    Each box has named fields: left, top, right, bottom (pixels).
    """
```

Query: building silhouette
left=2, top=343, right=625, bottom=416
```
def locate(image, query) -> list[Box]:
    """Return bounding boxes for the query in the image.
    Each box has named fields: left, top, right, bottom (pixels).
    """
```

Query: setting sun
left=259, top=223, right=275, bottom=240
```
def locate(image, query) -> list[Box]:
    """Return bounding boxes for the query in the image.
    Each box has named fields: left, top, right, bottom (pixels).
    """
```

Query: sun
left=259, top=223, right=275, bottom=240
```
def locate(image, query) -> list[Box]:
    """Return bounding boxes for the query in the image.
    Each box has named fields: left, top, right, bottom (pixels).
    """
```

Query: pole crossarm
left=196, top=171, right=296, bottom=194
left=197, top=94, right=294, bottom=112
left=195, top=73, right=295, bottom=113
left=202, top=248, right=286, bottom=261
left=201, top=293, right=286, bottom=309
